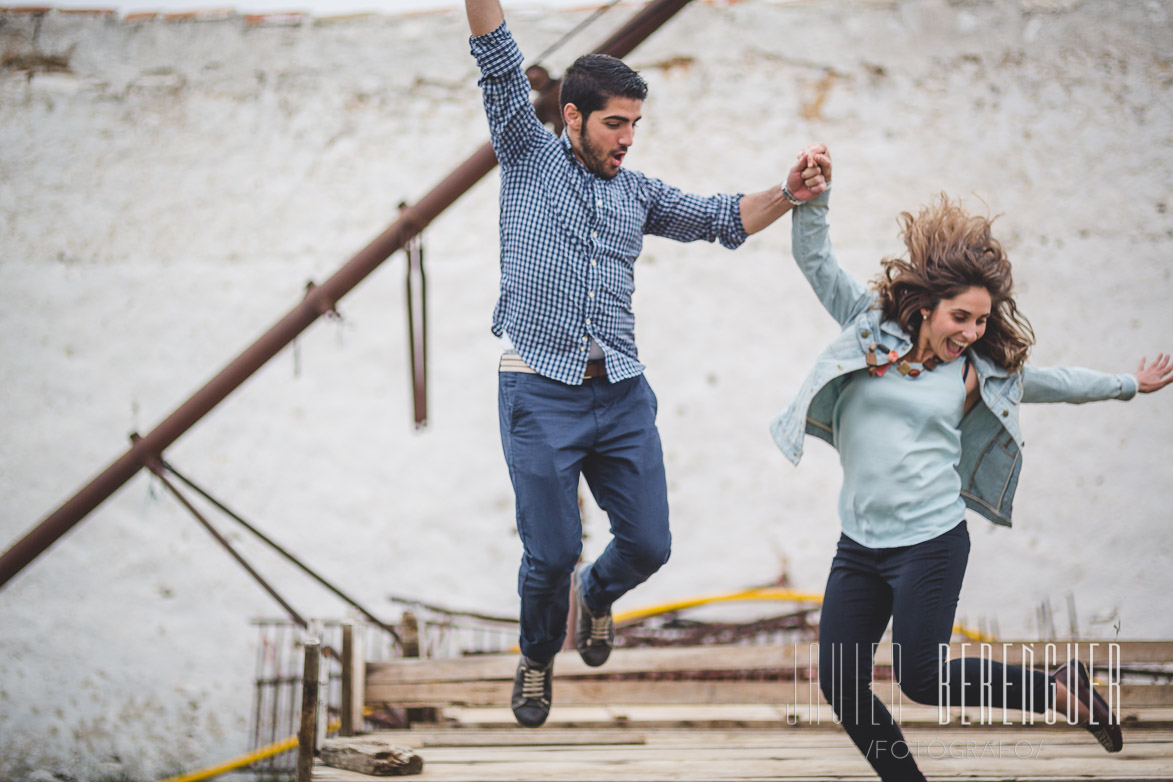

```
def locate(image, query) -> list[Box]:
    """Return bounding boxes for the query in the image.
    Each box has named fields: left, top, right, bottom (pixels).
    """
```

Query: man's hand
left=467, top=0, right=505, bottom=36
left=740, top=142, right=831, bottom=233
left=1136, top=353, right=1173, bottom=393
left=785, top=142, right=831, bottom=202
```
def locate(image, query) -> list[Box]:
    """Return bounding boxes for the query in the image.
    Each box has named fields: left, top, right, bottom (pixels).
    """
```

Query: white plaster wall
left=0, top=0, right=1170, bottom=776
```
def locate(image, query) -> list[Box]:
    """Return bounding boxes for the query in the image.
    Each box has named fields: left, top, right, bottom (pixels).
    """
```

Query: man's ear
left=563, top=103, right=582, bottom=132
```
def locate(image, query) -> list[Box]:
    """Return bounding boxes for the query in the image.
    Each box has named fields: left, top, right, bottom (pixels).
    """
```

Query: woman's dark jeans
left=818, top=521, right=1053, bottom=781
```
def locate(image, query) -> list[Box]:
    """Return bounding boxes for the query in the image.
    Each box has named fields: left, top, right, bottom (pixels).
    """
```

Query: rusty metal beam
left=0, top=0, right=695, bottom=591
left=162, top=458, right=403, bottom=645
left=143, top=448, right=310, bottom=630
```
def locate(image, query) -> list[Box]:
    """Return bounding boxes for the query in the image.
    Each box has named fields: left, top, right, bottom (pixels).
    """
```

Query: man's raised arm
left=739, top=143, right=830, bottom=235
left=466, top=0, right=505, bottom=36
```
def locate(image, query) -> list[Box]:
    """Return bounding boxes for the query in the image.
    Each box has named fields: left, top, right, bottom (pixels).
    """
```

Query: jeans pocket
left=641, top=376, right=659, bottom=417
left=498, top=372, right=520, bottom=444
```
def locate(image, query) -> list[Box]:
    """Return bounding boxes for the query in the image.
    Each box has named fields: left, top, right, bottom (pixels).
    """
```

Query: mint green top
left=832, top=356, right=968, bottom=548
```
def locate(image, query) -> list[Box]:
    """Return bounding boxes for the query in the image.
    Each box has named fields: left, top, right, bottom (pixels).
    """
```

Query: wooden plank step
left=312, top=727, right=1173, bottom=781
left=368, top=644, right=799, bottom=684
left=436, top=704, right=1173, bottom=730
left=365, top=641, right=1173, bottom=685
left=415, top=731, right=647, bottom=747
left=369, top=677, right=1173, bottom=709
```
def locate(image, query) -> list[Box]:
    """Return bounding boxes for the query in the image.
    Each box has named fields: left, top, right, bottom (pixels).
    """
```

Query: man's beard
left=579, top=124, right=619, bottom=180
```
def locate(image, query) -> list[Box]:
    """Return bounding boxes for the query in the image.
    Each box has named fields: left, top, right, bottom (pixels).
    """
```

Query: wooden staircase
left=310, top=639, right=1173, bottom=779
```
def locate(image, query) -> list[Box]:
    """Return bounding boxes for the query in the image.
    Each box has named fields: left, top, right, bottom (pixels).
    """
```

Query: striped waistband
left=499, top=352, right=607, bottom=380
left=498, top=352, right=538, bottom=374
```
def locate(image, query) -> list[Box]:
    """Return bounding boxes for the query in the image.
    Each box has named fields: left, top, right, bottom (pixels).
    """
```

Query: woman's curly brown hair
left=872, top=194, right=1035, bottom=372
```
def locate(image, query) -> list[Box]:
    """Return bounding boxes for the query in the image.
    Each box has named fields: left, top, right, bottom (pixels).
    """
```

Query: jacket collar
left=859, top=310, right=913, bottom=352
left=878, top=316, right=912, bottom=348
left=967, top=350, right=1015, bottom=380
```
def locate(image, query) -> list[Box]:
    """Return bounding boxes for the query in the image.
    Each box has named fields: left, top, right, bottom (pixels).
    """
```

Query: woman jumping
left=770, top=144, right=1172, bottom=781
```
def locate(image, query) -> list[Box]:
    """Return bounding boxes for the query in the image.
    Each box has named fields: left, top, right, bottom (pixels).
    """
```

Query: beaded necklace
left=865, top=341, right=940, bottom=378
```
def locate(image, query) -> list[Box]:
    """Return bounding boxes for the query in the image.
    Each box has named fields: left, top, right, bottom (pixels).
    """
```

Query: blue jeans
left=498, top=371, right=671, bottom=663
left=818, top=521, right=1054, bottom=781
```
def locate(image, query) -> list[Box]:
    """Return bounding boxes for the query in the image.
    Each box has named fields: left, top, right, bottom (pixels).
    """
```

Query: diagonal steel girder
left=0, top=0, right=695, bottom=590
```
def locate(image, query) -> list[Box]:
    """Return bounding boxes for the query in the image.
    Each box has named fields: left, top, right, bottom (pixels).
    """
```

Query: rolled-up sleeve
left=470, top=23, right=546, bottom=168
left=641, top=176, right=748, bottom=250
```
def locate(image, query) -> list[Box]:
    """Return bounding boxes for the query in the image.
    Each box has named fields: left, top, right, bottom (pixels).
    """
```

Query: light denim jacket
left=769, top=190, right=1139, bottom=527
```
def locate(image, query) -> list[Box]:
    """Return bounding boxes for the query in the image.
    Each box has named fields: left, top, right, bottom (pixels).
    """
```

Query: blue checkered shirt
left=471, top=23, right=748, bottom=385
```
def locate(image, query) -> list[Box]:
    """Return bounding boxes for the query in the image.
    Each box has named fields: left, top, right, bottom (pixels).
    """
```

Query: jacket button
left=1001, top=409, right=1009, bottom=417
left=861, top=330, right=871, bottom=338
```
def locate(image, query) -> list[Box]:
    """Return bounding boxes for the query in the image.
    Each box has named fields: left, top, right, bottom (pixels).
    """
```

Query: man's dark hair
left=559, top=54, right=648, bottom=120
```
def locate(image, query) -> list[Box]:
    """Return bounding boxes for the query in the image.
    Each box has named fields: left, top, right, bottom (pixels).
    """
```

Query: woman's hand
left=786, top=143, right=831, bottom=201
left=1136, top=353, right=1173, bottom=393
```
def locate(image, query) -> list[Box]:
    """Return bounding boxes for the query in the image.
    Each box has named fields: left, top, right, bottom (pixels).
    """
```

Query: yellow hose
left=613, top=586, right=823, bottom=624
left=157, top=720, right=340, bottom=782
left=612, top=586, right=995, bottom=642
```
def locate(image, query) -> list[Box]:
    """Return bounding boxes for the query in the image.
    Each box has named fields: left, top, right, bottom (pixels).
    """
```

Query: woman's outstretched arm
left=1020, top=354, right=1172, bottom=404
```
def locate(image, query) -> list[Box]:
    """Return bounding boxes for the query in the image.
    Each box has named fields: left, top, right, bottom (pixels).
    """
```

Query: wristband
left=780, top=181, right=804, bottom=206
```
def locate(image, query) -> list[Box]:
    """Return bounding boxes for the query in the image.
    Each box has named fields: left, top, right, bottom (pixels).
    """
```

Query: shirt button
left=596, top=199, right=602, bottom=206
left=580, top=346, right=586, bottom=352
left=582, top=336, right=588, bottom=342
left=591, top=231, right=598, bottom=239
left=588, top=291, right=595, bottom=299
left=585, top=318, right=592, bottom=325
left=590, top=260, right=597, bottom=267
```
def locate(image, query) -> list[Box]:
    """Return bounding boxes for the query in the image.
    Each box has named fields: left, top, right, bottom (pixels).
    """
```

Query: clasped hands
left=785, top=143, right=833, bottom=204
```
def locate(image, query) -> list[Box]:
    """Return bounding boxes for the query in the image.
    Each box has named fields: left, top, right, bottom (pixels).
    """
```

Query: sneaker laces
left=521, top=664, right=548, bottom=702
left=588, top=612, right=613, bottom=643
